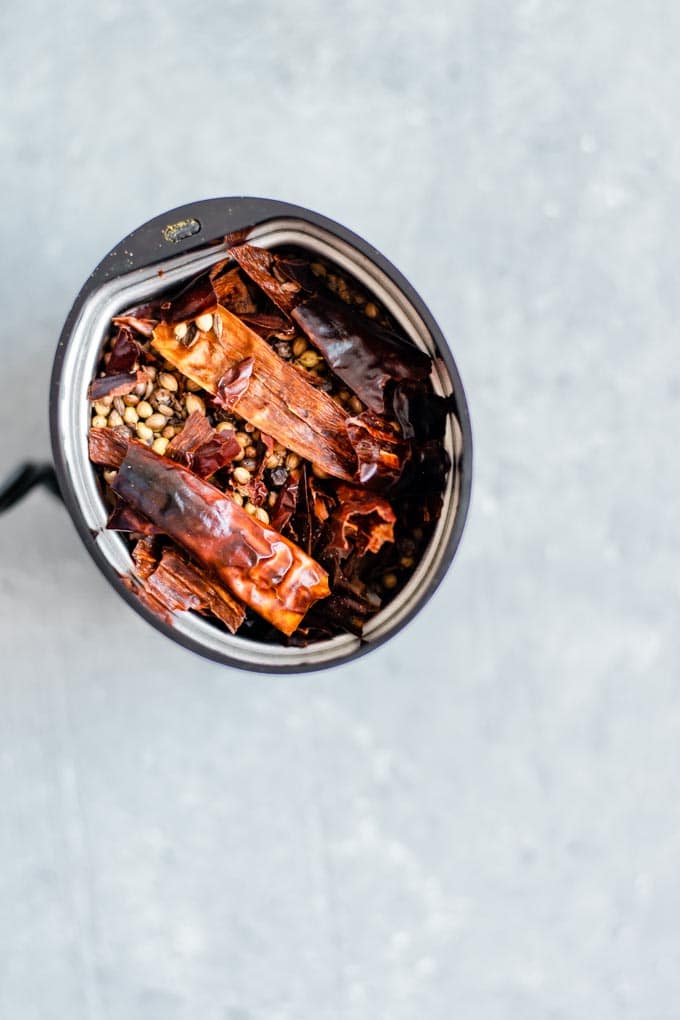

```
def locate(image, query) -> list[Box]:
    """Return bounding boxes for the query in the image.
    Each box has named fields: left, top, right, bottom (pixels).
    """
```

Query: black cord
left=0, top=463, right=63, bottom=513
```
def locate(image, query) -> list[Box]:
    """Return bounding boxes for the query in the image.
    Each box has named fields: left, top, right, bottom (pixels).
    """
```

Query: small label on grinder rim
left=162, top=219, right=201, bottom=243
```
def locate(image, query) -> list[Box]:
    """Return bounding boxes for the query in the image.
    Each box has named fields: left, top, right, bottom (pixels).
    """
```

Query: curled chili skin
left=190, top=432, right=242, bottom=477
left=112, top=315, right=156, bottom=338
left=88, top=426, right=129, bottom=467
left=228, top=245, right=299, bottom=316
left=87, top=369, right=148, bottom=401
left=164, top=412, right=242, bottom=477
left=160, top=262, right=257, bottom=324
left=214, top=357, right=254, bottom=411
left=106, top=326, right=141, bottom=374
left=270, top=472, right=300, bottom=533
left=112, top=442, right=329, bottom=636
left=325, top=484, right=396, bottom=558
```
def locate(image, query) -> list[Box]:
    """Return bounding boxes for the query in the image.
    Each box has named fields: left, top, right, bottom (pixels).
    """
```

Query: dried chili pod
left=112, top=442, right=330, bottom=635
left=88, top=369, right=149, bottom=401
left=228, top=244, right=432, bottom=419
left=166, top=411, right=246, bottom=476
left=88, top=426, right=129, bottom=467
left=107, top=500, right=163, bottom=536
left=132, top=537, right=160, bottom=580
left=112, top=315, right=157, bottom=339
left=166, top=412, right=213, bottom=463
left=211, top=264, right=257, bottom=315
left=161, top=261, right=257, bottom=324
left=104, top=326, right=141, bottom=374
left=270, top=471, right=300, bottom=533
left=292, top=295, right=431, bottom=416
left=152, top=306, right=357, bottom=481
left=346, top=412, right=411, bottom=488
left=120, top=575, right=172, bottom=623
left=307, top=476, right=334, bottom=524
left=160, top=271, right=214, bottom=324
left=144, top=546, right=245, bottom=633
left=214, top=357, right=254, bottom=411
left=303, top=590, right=375, bottom=638
left=191, top=432, right=241, bottom=478
left=273, top=254, right=318, bottom=293
left=391, top=383, right=454, bottom=442
left=238, top=313, right=294, bottom=339
left=324, top=484, right=396, bottom=558
left=228, top=245, right=300, bottom=316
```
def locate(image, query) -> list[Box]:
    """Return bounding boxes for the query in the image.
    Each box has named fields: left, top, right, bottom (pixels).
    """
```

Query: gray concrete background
left=1, top=1, right=679, bottom=1017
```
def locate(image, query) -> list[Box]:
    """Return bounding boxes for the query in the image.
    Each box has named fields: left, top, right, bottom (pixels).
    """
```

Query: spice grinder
left=3, top=197, right=472, bottom=672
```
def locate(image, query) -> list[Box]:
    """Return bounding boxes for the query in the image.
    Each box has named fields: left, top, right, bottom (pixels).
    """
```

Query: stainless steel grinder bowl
left=48, top=197, right=472, bottom=673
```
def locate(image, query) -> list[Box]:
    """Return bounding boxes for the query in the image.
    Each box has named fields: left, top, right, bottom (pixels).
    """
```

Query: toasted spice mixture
left=88, top=243, right=452, bottom=645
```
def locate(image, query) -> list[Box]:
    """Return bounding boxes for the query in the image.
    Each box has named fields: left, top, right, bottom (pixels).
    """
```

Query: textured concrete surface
left=1, top=1, right=679, bottom=1017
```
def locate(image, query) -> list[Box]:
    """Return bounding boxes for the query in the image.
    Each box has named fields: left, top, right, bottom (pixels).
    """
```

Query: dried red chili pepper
left=270, top=471, right=300, bottom=533
left=345, top=412, right=411, bottom=488
left=292, top=295, right=431, bottom=416
left=307, top=476, right=334, bottom=524
left=228, top=244, right=432, bottom=419
left=238, top=312, right=293, bottom=339
left=120, top=575, right=172, bottom=622
left=160, top=261, right=257, bottom=324
left=191, top=432, right=242, bottom=478
left=166, top=412, right=213, bottom=463
left=214, top=357, right=254, bottom=411
left=87, top=369, right=148, bottom=401
left=228, top=245, right=300, bottom=316
left=112, top=315, right=157, bottom=339
left=152, top=307, right=357, bottom=481
left=211, top=264, right=257, bottom=315
left=324, top=484, right=396, bottom=558
left=88, top=426, right=129, bottom=467
left=132, top=537, right=160, bottom=580
left=107, top=500, right=163, bottom=536
left=105, top=326, right=141, bottom=375
left=163, top=412, right=242, bottom=478
left=112, top=442, right=330, bottom=635
left=144, top=546, right=245, bottom=633
left=302, top=590, right=375, bottom=638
